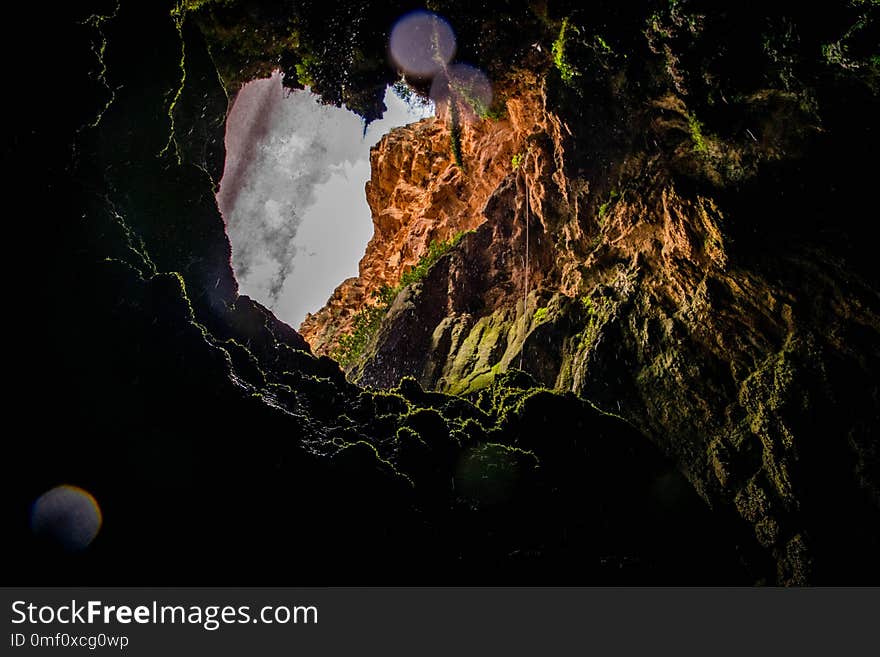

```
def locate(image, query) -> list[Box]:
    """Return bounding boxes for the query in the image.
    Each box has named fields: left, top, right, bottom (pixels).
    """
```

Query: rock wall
left=307, top=15, right=880, bottom=582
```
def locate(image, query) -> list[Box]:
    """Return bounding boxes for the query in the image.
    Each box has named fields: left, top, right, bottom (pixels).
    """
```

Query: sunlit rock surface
left=299, top=81, right=540, bottom=354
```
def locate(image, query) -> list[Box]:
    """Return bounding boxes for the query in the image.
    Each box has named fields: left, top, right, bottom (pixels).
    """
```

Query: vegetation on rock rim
left=332, top=231, right=469, bottom=367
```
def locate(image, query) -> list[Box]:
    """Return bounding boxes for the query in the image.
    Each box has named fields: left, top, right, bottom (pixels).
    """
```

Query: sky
left=217, top=73, right=433, bottom=329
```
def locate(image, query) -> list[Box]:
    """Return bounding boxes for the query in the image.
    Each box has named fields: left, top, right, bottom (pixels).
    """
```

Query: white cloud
left=217, top=73, right=432, bottom=329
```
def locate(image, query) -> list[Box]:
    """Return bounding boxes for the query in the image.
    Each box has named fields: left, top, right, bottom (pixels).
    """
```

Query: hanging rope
left=519, top=161, right=530, bottom=370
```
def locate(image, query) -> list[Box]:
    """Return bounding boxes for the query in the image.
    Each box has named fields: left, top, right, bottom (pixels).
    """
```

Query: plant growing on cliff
left=552, top=17, right=580, bottom=85
left=577, top=295, right=614, bottom=351
left=174, top=0, right=222, bottom=13
left=332, top=304, right=389, bottom=369
left=687, top=112, right=709, bottom=155
left=821, top=3, right=879, bottom=72
left=397, top=231, right=468, bottom=292
left=332, top=232, right=469, bottom=367
left=598, top=189, right=620, bottom=221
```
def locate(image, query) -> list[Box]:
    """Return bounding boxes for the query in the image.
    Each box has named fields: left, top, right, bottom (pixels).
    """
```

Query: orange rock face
left=298, top=84, right=544, bottom=355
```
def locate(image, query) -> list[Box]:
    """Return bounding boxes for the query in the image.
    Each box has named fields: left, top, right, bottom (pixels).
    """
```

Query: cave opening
left=216, top=72, right=433, bottom=331
left=14, top=0, right=880, bottom=589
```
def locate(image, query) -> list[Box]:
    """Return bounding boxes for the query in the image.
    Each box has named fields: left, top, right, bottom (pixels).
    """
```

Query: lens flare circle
left=389, top=10, right=456, bottom=78
left=30, top=484, right=103, bottom=551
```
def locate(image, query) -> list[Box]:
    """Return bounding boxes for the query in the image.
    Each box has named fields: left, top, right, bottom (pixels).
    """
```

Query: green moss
left=108, top=205, right=156, bottom=274
left=395, top=425, right=424, bottom=444
left=79, top=3, right=121, bottom=129
left=533, top=306, right=549, bottom=324
left=494, top=387, right=559, bottom=430
left=294, top=55, right=317, bottom=87
left=552, top=17, right=580, bottom=85
left=220, top=338, right=266, bottom=387
left=460, top=364, right=503, bottom=395
left=174, top=0, right=224, bottom=14
left=443, top=309, right=523, bottom=396
left=821, top=5, right=878, bottom=72
left=395, top=426, right=434, bottom=483
left=493, top=369, right=538, bottom=395
left=404, top=407, right=455, bottom=452
left=594, top=34, right=612, bottom=55
left=687, top=112, right=709, bottom=155
left=334, top=439, right=414, bottom=488
left=576, top=295, right=614, bottom=352
left=163, top=272, right=196, bottom=319
left=160, top=5, right=189, bottom=163
left=597, top=189, right=619, bottom=221
left=458, top=418, right=488, bottom=443
left=370, top=390, right=410, bottom=416
left=511, top=151, right=525, bottom=169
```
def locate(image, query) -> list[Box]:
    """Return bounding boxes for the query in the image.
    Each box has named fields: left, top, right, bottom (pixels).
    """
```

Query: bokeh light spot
left=389, top=11, right=456, bottom=78
left=30, top=485, right=103, bottom=551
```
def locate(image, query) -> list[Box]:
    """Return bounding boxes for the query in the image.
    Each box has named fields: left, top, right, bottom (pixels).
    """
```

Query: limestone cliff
left=299, top=80, right=544, bottom=354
